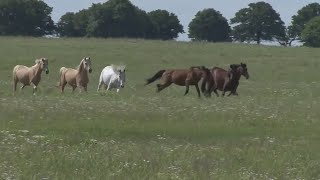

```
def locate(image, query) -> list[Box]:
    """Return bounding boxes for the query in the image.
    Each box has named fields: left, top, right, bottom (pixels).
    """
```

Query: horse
left=145, top=66, right=211, bottom=98
left=202, top=63, right=249, bottom=97
left=12, top=58, right=49, bottom=95
left=59, top=57, right=92, bottom=93
left=97, top=64, right=126, bottom=93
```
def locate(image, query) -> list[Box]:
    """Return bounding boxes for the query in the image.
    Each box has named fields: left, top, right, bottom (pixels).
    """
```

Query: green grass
left=0, top=37, right=320, bottom=179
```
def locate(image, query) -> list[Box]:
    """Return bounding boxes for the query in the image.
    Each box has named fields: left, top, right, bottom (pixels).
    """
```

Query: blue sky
left=44, top=0, right=319, bottom=41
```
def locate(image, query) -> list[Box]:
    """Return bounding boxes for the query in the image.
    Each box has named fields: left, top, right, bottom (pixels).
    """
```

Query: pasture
left=0, top=37, right=320, bottom=179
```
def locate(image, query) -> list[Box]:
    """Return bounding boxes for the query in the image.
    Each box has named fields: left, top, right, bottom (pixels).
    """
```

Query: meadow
left=0, top=37, right=320, bottom=179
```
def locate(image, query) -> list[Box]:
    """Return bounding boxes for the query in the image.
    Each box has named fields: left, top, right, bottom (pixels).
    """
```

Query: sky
left=44, top=0, right=320, bottom=41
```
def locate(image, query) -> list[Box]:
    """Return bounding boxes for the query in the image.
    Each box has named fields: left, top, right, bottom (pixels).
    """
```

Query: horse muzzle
left=46, top=70, right=49, bottom=74
left=120, top=85, right=124, bottom=88
left=89, top=69, right=92, bottom=73
left=245, top=74, right=249, bottom=79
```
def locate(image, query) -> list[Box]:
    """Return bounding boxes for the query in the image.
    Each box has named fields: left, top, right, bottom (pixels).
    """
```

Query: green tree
left=188, top=8, right=230, bottom=42
left=301, top=16, right=320, bottom=47
left=289, top=3, right=320, bottom=41
left=57, top=9, right=89, bottom=37
left=230, top=1, right=285, bottom=44
left=0, top=0, right=54, bottom=36
left=57, top=12, right=76, bottom=37
left=58, top=0, right=153, bottom=38
left=148, top=10, right=184, bottom=40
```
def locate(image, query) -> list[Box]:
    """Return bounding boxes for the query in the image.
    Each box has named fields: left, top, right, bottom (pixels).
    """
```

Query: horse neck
left=32, top=63, right=43, bottom=76
left=232, top=71, right=242, bottom=81
left=77, top=61, right=88, bottom=76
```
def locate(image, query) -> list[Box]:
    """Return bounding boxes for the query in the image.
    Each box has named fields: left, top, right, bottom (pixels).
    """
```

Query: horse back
left=13, top=65, right=30, bottom=79
left=62, top=68, right=78, bottom=83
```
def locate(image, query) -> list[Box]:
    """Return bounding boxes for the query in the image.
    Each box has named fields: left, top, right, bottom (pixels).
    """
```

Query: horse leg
left=106, top=81, right=112, bottom=92
left=61, top=82, right=67, bottom=93
left=69, top=85, right=76, bottom=93
left=195, top=84, right=201, bottom=98
left=117, top=89, right=120, bottom=93
left=97, top=81, right=103, bottom=92
left=184, top=85, right=189, bottom=96
left=20, top=84, right=26, bottom=92
left=222, top=81, right=229, bottom=97
left=84, top=86, right=88, bottom=93
left=33, top=85, right=37, bottom=95
left=212, top=86, right=219, bottom=97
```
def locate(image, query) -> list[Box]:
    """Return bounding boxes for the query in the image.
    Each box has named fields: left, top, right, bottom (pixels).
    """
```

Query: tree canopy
left=0, top=0, right=54, bottom=36
left=289, top=3, right=320, bottom=41
left=57, top=0, right=183, bottom=40
left=148, top=10, right=184, bottom=40
left=301, top=16, right=320, bottom=47
left=230, top=1, right=285, bottom=44
left=188, top=8, right=230, bottom=42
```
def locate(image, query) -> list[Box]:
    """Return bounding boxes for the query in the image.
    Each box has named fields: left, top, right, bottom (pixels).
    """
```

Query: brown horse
left=145, top=66, right=211, bottom=97
left=59, top=57, right=92, bottom=93
left=202, top=63, right=249, bottom=97
left=13, top=58, right=49, bottom=95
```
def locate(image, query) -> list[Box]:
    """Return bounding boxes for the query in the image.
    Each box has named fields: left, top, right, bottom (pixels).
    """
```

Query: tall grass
left=0, top=37, right=320, bottom=179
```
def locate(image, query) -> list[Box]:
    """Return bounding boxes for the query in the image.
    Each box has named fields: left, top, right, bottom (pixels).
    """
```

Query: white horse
left=97, top=64, right=126, bottom=93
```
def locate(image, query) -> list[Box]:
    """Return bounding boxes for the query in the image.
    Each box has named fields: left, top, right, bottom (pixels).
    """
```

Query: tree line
left=1, top=0, right=320, bottom=47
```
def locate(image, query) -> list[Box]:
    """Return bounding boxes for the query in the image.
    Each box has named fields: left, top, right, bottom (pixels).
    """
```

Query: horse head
left=116, top=65, right=126, bottom=88
left=240, top=63, right=249, bottom=79
left=82, top=57, right=92, bottom=73
left=36, top=58, right=49, bottom=74
left=229, top=63, right=249, bottom=80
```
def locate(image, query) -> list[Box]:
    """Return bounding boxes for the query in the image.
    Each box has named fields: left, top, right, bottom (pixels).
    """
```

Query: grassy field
left=0, top=37, right=320, bottom=179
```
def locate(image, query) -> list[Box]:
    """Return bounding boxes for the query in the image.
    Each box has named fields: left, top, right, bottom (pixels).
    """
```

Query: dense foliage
left=230, top=1, right=286, bottom=44
left=3, top=0, right=320, bottom=47
left=0, top=0, right=54, bottom=36
left=188, top=8, right=231, bottom=42
left=57, top=0, right=183, bottom=40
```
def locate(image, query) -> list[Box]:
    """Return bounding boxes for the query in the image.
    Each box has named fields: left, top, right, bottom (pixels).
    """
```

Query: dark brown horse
left=145, top=66, right=211, bottom=97
left=202, top=63, right=249, bottom=97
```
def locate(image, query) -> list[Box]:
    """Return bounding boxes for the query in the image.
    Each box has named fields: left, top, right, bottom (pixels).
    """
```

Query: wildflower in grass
left=18, top=130, right=29, bottom=133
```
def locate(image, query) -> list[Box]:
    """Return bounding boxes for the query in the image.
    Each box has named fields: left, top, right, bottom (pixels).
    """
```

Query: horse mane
left=35, top=59, right=42, bottom=64
left=110, top=64, right=126, bottom=72
left=76, top=59, right=85, bottom=71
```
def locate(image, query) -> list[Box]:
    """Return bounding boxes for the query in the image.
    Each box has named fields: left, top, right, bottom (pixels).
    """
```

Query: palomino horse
left=145, top=66, right=211, bottom=97
left=59, top=57, right=92, bottom=93
left=202, top=63, right=249, bottom=97
left=13, top=58, right=49, bottom=95
left=97, top=64, right=126, bottom=93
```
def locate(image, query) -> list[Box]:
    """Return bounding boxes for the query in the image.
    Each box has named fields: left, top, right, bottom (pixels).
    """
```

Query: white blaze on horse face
left=84, top=57, right=92, bottom=73
left=41, top=58, right=49, bottom=74
left=119, top=69, right=126, bottom=88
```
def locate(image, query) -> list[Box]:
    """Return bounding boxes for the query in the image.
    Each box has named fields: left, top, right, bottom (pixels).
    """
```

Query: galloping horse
left=12, top=58, right=49, bottom=95
left=97, top=64, right=126, bottom=93
left=59, top=57, right=92, bottom=93
left=145, top=66, right=211, bottom=97
left=202, top=63, right=249, bottom=97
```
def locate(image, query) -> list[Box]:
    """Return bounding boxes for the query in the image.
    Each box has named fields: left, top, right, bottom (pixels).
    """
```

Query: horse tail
left=57, top=67, right=67, bottom=87
left=60, top=67, right=67, bottom=75
left=12, top=66, right=19, bottom=81
left=145, top=70, right=166, bottom=85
